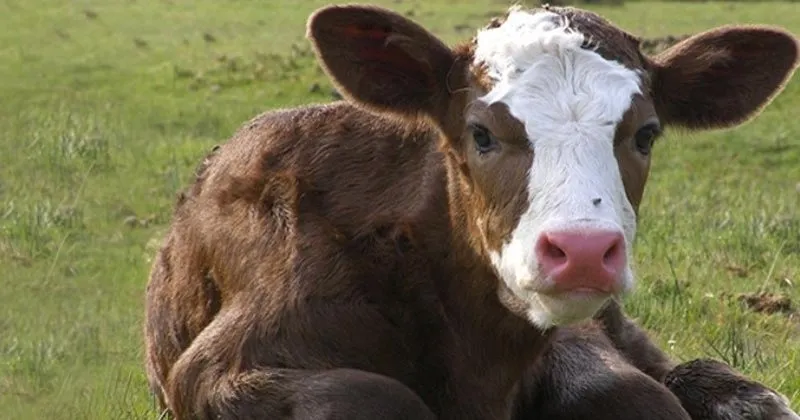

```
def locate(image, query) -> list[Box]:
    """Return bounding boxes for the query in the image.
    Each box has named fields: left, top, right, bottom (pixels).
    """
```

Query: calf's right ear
left=307, top=5, right=466, bottom=123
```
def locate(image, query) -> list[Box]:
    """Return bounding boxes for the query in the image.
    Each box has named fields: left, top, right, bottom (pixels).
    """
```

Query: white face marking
left=473, top=8, right=642, bottom=328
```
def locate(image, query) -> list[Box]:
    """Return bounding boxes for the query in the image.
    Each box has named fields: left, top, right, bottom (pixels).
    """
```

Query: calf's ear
left=307, top=5, right=466, bottom=123
left=650, top=26, right=799, bottom=130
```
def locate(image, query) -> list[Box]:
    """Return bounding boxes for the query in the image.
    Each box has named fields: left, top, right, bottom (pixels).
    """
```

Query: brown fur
left=143, top=4, right=799, bottom=419
left=513, top=310, right=691, bottom=420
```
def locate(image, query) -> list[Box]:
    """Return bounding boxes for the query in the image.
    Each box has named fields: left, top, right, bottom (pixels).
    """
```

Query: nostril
left=603, top=242, right=619, bottom=263
left=602, top=236, right=625, bottom=271
left=544, top=241, right=567, bottom=261
left=536, top=234, right=569, bottom=268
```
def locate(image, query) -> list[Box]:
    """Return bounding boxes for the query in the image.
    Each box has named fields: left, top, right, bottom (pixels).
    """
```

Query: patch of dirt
left=576, top=0, right=625, bottom=5
left=0, top=240, right=32, bottom=267
left=123, top=214, right=156, bottom=229
left=640, top=34, right=691, bottom=55
left=735, top=292, right=794, bottom=315
left=174, top=43, right=319, bottom=92
left=453, top=23, right=472, bottom=33
left=723, top=263, right=751, bottom=278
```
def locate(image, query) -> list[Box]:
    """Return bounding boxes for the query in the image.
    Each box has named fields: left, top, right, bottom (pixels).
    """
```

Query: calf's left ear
left=650, top=26, right=799, bottom=130
left=306, top=5, right=466, bottom=123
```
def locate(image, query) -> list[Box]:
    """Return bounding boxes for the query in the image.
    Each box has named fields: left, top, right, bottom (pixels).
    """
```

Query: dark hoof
left=665, top=358, right=799, bottom=420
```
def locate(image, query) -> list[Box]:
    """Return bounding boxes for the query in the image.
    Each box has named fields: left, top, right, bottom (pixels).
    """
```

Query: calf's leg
left=512, top=324, right=691, bottom=420
left=593, top=300, right=675, bottom=381
left=290, top=368, right=437, bottom=420
left=172, top=367, right=435, bottom=420
left=556, top=301, right=800, bottom=420
left=165, top=308, right=434, bottom=420
left=665, top=359, right=800, bottom=420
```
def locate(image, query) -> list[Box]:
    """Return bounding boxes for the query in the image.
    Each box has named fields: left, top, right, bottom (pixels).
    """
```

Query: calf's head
left=307, top=5, right=799, bottom=328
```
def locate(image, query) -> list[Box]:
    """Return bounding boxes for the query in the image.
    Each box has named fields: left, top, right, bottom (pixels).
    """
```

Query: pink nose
left=535, top=230, right=626, bottom=293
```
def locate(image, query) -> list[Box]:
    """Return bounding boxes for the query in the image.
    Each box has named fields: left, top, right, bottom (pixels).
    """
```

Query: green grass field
left=1, top=0, right=798, bottom=418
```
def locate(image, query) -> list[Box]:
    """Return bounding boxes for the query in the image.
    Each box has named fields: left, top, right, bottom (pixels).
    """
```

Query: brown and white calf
left=143, top=4, right=799, bottom=420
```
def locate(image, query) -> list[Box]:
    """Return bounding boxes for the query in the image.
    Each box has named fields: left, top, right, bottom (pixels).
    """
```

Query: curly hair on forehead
left=551, top=6, right=645, bottom=66
left=477, top=5, right=646, bottom=69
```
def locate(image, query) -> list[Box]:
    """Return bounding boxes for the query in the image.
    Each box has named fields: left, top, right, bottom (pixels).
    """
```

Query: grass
left=0, top=0, right=798, bottom=418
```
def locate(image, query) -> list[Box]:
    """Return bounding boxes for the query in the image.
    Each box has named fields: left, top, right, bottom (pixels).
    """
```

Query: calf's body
left=144, top=4, right=799, bottom=419
left=147, top=104, right=554, bottom=419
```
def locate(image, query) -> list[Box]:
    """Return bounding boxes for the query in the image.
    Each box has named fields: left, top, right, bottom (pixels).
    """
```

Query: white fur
left=715, top=390, right=800, bottom=420
left=474, top=7, right=642, bottom=328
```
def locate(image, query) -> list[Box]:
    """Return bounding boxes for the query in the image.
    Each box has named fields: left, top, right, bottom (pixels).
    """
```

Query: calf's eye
left=634, top=122, right=661, bottom=156
left=470, top=124, right=498, bottom=155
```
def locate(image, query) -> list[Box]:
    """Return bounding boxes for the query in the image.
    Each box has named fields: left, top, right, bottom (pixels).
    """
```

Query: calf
left=143, top=4, right=799, bottom=419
